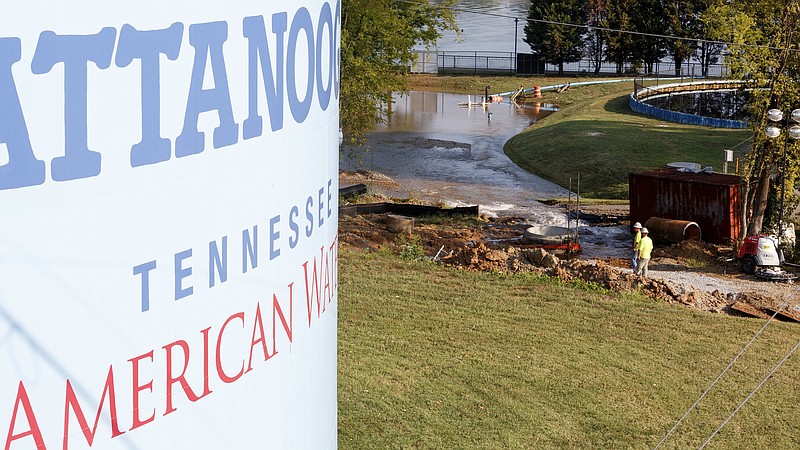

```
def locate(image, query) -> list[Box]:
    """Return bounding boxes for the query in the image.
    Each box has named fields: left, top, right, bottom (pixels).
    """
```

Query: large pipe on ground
left=644, top=217, right=702, bottom=244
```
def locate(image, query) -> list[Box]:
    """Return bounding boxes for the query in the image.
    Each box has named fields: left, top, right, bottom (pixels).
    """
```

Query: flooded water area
left=643, top=90, right=750, bottom=121
left=340, top=91, right=630, bottom=258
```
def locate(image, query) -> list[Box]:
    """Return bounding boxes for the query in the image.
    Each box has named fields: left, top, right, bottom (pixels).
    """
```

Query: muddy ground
left=339, top=170, right=800, bottom=319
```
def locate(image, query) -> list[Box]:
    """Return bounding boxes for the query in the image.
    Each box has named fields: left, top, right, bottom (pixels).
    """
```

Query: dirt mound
left=659, top=239, right=729, bottom=262
left=434, top=240, right=734, bottom=312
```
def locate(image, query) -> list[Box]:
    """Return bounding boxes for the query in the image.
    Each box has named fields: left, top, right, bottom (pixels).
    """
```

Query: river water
left=429, top=0, right=530, bottom=53
left=340, top=91, right=630, bottom=258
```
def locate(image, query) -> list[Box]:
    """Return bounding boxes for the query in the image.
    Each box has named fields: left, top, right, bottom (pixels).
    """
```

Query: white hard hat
left=633, top=222, right=642, bottom=228
left=641, top=227, right=649, bottom=234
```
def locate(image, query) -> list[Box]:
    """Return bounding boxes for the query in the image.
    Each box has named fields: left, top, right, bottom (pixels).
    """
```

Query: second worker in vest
left=635, top=227, right=654, bottom=278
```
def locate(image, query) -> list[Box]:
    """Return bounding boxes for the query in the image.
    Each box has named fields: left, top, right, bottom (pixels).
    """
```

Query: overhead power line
left=698, top=336, right=800, bottom=449
left=394, top=0, right=798, bottom=53
left=652, top=288, right=800, bottom=449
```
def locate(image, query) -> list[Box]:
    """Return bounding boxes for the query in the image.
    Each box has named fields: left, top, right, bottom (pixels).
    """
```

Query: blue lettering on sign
left=0, top=38, right=45, bottom=189
left=175, top=248, right=194, bottom=300
left=304, top=196, right=314, bottom=237
left=176, top=21, right=239, bottom=157
left=31, top=27, right=116, bottom=181
left=317, top=186, right=325, bottom=227
left=287, top=8, right=314, bottom=124
left=316, top=2, right=333, bottom=111
left=132, top=179, right=335, bottom=312
left=242, top=13, right=287, bottom=138
left=133, top=260, right=157, bottom=312
left=242, top=226, right=258, bottom=273
left=209, top=236, right=228, bottom=287
left=0, top=2, right=341, bottom=191
left=333, top=0, right=341, bottom=100
left=115, top=23, right=184, bottom=167
left=288, top=205, right=300, bottom=249
left=269, top=215, right=281, bottom=260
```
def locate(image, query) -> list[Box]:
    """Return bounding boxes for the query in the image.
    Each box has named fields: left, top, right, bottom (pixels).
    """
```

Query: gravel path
left=636, top=264, right=800, bottom=301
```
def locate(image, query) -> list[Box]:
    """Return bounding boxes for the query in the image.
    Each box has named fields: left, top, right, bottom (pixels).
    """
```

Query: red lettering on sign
left=5, top=381, right=44, bottom=450
left=129, top=350, right=155, bottom=430
left=217, top=312, right=245, bottom=383
left=63, top=365, right=124, bottom=449
left=199, top=327, right=213, bottom=398
left=247, top=303, right=272, bottom=372
left=163, top=340, right=208, bottom=415
left=272, top=286, right=293, bottom=353
left=303, top=239, right=337, bottom=328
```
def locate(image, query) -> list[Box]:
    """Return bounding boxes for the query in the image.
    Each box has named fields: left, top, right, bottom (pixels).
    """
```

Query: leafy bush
left=397, top=234, right=425, bottom=260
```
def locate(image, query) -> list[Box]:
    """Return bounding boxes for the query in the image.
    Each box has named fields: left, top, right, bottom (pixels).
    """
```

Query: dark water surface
left=431, top=0, right=530, bottom=53
left=644, top=90, right=750, bottom=121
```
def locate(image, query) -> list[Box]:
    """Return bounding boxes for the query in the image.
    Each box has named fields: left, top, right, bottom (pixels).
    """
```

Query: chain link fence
left=410, top=50, right=729, bottom=78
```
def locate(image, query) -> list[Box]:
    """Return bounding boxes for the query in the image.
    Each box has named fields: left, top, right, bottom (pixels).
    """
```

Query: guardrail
left=633, top=79, right=744, bottom=99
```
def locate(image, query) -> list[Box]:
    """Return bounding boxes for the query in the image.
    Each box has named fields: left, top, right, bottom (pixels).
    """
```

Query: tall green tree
left=340, top=0, right=456, bottom=145
left=661, top=0, right=703, bottom=76
left=694, top=0, right=723, bottom=77
left=604, top=0, right=636, bottom=74
left=694, top=40, right=723, bottom=76
left=524, top=0, right=586, bottom=75
left=630, top=0, right=668, bottom=74
left=584, top=0, right=608, bottom=74
left=706, top=0, right=800, bottom=237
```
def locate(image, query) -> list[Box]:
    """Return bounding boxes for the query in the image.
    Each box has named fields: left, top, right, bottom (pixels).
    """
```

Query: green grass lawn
left=504, top=82, right=753, bottom=199
left=338, top=249, right=800, bottom=449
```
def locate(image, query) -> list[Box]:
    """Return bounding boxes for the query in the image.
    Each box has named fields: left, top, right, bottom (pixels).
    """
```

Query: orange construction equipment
left=533, top=86, right=542, bottom=98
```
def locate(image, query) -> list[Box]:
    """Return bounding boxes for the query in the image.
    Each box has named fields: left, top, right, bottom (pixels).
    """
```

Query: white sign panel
left=0, top=0, right=339, bottom=448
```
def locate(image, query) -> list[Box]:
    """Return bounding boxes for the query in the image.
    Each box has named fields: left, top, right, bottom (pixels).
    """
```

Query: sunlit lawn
left=338, top=249, right=800, bottom=449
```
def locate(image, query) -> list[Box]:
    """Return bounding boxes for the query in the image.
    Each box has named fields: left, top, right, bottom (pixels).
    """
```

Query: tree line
left=523, top=0, right=724, bottom=76
left=524, top=0, right=800, bottom=239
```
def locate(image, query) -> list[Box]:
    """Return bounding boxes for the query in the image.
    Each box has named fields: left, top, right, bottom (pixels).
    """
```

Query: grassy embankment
left=408, top=74, right=754, bottom=199
left=339, top=250, right=800, bottom=449
left=338, top=75, right=798, bottom=448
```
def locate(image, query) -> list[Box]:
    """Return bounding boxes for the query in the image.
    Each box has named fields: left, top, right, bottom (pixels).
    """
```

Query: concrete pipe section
left=644, top=217, right=702, bottom=243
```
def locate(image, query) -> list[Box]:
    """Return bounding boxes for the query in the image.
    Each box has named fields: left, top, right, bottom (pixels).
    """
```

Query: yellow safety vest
left=638, top=236, right=653, bottom=259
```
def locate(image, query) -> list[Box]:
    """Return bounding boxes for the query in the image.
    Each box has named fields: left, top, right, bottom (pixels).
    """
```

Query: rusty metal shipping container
left=629, top=168, right=742, bottom=244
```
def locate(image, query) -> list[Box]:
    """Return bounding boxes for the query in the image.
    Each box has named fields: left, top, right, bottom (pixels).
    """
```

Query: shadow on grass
left=602, top=94, right=644, bottom=118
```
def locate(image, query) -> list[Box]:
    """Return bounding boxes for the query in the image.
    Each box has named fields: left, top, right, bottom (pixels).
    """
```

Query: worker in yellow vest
left=636, top=228, right=654, bottom=278
left=631, top=222, right=642, bottom=271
